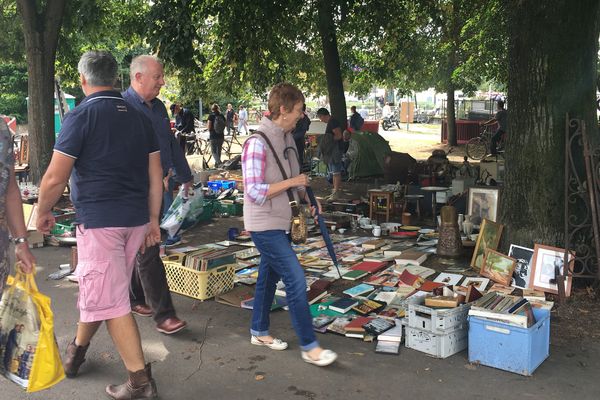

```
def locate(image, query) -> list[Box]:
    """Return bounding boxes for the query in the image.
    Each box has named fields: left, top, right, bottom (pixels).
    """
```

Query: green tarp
left=346, top=131, right=392, bottom=180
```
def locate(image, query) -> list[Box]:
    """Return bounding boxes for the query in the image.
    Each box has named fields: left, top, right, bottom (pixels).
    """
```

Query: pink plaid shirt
left=242, top=137, right=269, bottom=205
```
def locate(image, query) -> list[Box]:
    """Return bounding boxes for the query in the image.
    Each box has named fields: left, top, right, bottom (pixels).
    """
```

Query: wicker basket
left=163, top=261, right=235, bottom=301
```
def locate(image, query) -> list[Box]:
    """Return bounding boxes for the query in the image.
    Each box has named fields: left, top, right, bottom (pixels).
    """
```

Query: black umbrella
left=306, top=187, right=342, bottom=278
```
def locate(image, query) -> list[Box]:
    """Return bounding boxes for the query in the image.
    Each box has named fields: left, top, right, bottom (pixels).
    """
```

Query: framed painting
left=468, top=187, right=500, bottom=226
left=531, top=244, right=575, bottom=297
left=470, top=219, right=504, bottom=270
left=508, top=245, right=535, bottom=289
left=481, top=249, right=517, bottom=286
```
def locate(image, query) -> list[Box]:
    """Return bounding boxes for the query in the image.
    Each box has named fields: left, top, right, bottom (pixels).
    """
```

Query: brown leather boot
left=105, top=363, right=158, bottom=399
left=64, top=338, right=90, bottom=378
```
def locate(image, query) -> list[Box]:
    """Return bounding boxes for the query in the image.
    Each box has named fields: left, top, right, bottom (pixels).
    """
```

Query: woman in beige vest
left=241, top=83, right=337, bottom=367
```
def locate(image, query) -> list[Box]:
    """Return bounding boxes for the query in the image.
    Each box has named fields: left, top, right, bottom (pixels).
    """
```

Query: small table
left=368, top=189, right=394, bottom=223
left=421, top=186, right=450, bottom=225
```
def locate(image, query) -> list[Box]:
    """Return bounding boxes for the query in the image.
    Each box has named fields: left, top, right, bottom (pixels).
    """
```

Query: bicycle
left=222, top=128, right=244, bottom=159
left=466, top=125, right=495, bottom=160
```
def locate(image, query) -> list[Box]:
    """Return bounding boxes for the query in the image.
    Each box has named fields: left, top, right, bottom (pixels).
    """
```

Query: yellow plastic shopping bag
left=0, top=264, right=65, bottom=392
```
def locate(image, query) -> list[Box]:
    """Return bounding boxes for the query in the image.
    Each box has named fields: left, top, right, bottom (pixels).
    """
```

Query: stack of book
left=374, top=319, right=403, bottom=355
left=468, top=292, right=537, bottom=328
left=185, top=247, right=236, bottom=271
left=394, top=249, right=428, bottom=266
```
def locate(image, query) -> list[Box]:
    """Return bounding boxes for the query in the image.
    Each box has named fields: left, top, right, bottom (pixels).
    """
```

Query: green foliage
left=55, top=0, right=152, bottom=94
left=0, top=63, right=28, bottom=122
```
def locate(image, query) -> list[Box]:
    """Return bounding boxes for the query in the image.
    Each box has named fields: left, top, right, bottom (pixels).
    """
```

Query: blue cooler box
left=468, top=308, right=550, bottom=376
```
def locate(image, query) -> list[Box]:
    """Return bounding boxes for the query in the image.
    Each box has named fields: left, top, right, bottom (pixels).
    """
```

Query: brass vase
left=437, top=205, right=463, bottom=257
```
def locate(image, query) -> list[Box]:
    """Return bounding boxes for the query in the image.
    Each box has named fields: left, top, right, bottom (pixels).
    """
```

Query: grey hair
left=130, top=55, right=163, bottom=80
left=77, top=51, right=118, bottom=87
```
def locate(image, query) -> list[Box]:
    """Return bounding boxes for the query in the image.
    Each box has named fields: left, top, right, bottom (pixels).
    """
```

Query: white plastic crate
left=405, top=325, right=467, bottom=358
left=408, top=298, right=470, bottom=334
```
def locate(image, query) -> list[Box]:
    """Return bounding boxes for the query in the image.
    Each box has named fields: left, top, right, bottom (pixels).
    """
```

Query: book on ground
left=328, top=298, right=359, bottom=314
left=362, top=239, right=387, bottom=250
left=352, top=299, right=385, bottom=315
left=394, top=249, right=428, bottom=266
left=342, top=270, right=369, bottom=281
left=344, top=316, right=374, bottom=333
left=215, top=285, right=255, bottom=308
left=343, top=283, right=375, bottom=298
left=326, top=317, right=353, bottom=335
left=376, top=319, right=403, bottom=342
left=375, top=340, right=401, bottom=355
left=350, top=261, right=389, bottom=274
left=362, top=318, right=395, bottom=336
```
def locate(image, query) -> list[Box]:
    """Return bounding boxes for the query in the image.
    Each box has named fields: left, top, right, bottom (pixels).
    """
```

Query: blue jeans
left=250, top=230, right=318, bottom=351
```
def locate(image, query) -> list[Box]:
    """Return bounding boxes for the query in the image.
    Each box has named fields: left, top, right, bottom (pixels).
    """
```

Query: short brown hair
left=268, top=83, right=304, bottom=119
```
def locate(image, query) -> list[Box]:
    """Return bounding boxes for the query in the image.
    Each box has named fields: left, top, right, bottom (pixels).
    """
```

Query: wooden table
left=368, top=189, right=394, bottom=223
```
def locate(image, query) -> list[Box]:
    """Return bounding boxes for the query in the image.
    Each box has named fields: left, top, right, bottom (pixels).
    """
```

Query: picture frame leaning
left=470, top=219, right=504, bottom=270
left=508, top=244, right=535, bottom=289
left=531, top=244, right=576, bottom=297
left=468, top=187, right=500, bottom=226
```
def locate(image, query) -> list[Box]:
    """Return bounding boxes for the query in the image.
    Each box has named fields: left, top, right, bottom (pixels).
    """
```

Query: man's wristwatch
left=13, top=237, right=28, bottom=245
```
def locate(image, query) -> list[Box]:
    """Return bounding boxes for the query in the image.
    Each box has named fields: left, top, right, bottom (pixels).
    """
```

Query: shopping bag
left=0, top=265, right=65, bottom=392
left=160, top=185, right=204, bottom=237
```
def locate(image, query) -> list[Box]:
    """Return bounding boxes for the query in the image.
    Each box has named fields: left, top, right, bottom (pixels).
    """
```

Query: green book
left=342, top=270, right=369, bottom=281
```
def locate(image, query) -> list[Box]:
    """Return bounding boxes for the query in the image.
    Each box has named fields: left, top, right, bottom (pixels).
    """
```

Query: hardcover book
left=362, top=318, right=395, bottom=336
left=350, top=261, right=389, bottom=274
left=375, top=340, right=401, bottom=355
left=394, top=249, right=428, bottom=266
left=326, top=317, right=353, bottom=335
left=341, top=270, right=369, bottom=281
left=362, top=239, right=387, bottom=250
left=343, top=283, right=376, bottom=298
left=328, top=298, right=359, bottom=314
left=344, top=316, right=374, bottom=333
left=376, top=320, right=403, bottom=342
left=352, top=299, right=385, bottom=316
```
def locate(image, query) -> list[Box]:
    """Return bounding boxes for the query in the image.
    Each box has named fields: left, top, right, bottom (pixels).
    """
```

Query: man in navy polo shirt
left=36, top=50, right=162, bottom=399
left=123, top=55, right=190, bottom=335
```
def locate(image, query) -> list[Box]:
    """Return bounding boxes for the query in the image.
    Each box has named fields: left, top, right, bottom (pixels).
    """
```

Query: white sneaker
left=250, top=335, right=288, bottom=350
left=326, top=190, right=340, bottom=202
left=301, top=349, right=338, bottom=367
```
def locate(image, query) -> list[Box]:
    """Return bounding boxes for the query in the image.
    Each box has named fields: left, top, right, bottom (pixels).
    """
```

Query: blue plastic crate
left=207, top=181, right=222, bottom=191
left=468, top=308, right=550, bottom=376
left=219, top=180, right=236, bottom=190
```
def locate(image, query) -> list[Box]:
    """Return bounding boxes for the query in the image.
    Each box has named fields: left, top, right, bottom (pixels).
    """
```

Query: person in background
left=358, top=105, right=369, bottom=119
left=316, top=107, right=344, bottom=201
left=225, top=103, right=235, bottom=136
left=481, top=100, right=508, bottom=155
left=348, top=105, right=364, bottom=131
left=0, top=120, right=36, bottom=294
left=238, top=105, right=249, bottom=135
left=123, top=55, right=188, bottom=335
left=241, top=82, right=337, bottom=367
left=382, top=102, right=392, bottom=118
left=291, top=103, right=311, bottom=168
left=36, top=50, right=162, bottom=399
left=170, top=103, right=195, bottom=154
left=207, top=104, right=226, bottom=166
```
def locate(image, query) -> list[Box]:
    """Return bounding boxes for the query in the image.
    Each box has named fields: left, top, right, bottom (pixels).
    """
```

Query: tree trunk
left=503, top=0, right=600, bottom=248
left=17, top=0, right=66, bottom=183
left=446, top=85, right=457, bottom=146
left=316, top=1, right=347, bottom=128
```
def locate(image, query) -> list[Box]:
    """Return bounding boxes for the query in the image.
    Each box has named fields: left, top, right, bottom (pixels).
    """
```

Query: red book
left=344, top=316, right=374, bottom=333
left=350, top=261, right=388, bottom=274
left=419, top=281, right=445, bottom=292
left=398, top=270, right=422, bottom=287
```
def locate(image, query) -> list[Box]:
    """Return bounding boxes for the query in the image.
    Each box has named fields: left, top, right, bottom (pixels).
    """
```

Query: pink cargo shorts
left=75, top=224, right=148, bottom=323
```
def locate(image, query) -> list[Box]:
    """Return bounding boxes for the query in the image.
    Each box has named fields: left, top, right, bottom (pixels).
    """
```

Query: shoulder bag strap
left=253, top=131, right=299, bottom=217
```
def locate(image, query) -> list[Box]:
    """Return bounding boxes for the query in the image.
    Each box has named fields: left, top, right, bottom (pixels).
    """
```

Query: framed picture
left=468, top=187, right=500, bottom=226
left=508, top=245, right=535, bottom=289
left=481, top=249, right=517, bottom=286
left=462, top=277, right=491, bottom=291
left=531, top=244, right=575, bottom=296
left=433, top=272, right=463, bottom=286
left=470, top=219, right=504, bottom=270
